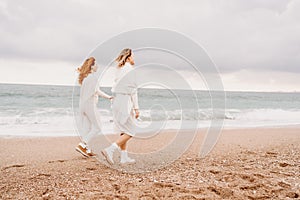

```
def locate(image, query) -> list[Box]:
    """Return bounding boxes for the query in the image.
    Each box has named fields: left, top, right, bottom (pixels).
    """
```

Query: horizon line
left=0, top=82, right=299, bottom=94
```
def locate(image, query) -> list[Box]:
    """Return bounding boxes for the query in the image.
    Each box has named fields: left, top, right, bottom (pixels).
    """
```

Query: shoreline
left=1, top=124, right=300, bottom=138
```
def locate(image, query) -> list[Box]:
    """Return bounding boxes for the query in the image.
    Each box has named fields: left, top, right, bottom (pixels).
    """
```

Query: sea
left=0, top=83, right=299, bottom=137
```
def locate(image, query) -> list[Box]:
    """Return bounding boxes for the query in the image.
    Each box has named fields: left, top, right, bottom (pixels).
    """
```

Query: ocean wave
left=139, top=109, right=235, bottom=121
left=0, top=108, right=299, bottom=137
left=0, top=108, right=299, bottom=130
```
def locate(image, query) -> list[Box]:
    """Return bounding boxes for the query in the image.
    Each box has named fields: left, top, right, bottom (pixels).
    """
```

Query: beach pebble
left=80, top=178, right=89, bottom=182
left=137, top=178, right=143, bottom=182
left=279, top=162, right=290, bottom=167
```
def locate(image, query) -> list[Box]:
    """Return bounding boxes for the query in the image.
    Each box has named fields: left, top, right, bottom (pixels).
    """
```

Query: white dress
left=111, top=62, right=139, bottom=136
left=78, top=72, right=111, bottom=144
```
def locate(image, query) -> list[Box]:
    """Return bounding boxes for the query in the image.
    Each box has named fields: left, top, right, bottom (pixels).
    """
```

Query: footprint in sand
left=239, top=174, right=255, bottom=182
left=29, top=173, right=51, bottom=180
left=279, top=162, right=290, bottom=167
left=207, top=186, right=233, bottom=198
left=86, top=167, right=97, bottom=171
left=286, top=192, right=299, bottom=198
left=1, top=164, right=25, bottom=171
left=209, top=169, right=221, bottom=175
left=139, top=194, right=157, bottom=200
left=265, top=151, right=278, bottom=156
left=48, top=159, right=67, bottom=163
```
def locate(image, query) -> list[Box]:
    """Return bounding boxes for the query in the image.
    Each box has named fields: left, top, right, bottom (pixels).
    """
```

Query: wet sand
left=0, top=127, right=300, bottom=199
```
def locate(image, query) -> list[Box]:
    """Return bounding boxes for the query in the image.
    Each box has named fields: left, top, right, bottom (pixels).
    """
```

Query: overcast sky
left=0, top=0, right=299, bottom=92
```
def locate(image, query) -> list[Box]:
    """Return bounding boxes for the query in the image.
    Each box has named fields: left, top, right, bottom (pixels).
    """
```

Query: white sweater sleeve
left=131, top=67, right=139, bottom=109
left=131, top=90, right=139, bottom=109
left=96, top=88, right=112, bottom=99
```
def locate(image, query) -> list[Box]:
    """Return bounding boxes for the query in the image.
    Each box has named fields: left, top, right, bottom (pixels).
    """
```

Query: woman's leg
left=76, top=111, right=93, bottom=157
left=77, top=103, right=101, bottom=157
left=102, top=133, right=134, bottom=164
left=117, top=133, right=135, bottom=164
left=119, top=142, right=127, bottom=151
left=116, top=133, right=132, bottom=150
left=84, top=104, right=102, bottom=144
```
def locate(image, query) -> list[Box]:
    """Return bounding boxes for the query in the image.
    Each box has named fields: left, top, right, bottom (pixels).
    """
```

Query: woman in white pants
left=76, top=57, right=113, bottom=157
left=101, top=48, right=139, bottom=164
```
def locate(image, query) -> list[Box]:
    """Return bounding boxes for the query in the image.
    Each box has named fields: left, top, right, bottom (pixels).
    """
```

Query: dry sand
left=0, top=127, right=300, bottom=199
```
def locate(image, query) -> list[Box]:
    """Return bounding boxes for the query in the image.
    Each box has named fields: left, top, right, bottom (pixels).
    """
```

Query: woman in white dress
left=101, top=48, right=139, bottom=164
left=76, top=57, right=113, bottom=157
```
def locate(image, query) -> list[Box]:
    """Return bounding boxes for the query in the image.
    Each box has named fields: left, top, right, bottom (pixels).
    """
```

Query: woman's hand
left=109, top=96, right=114, bottom=100
left=134, top=109, right=139, bottom=119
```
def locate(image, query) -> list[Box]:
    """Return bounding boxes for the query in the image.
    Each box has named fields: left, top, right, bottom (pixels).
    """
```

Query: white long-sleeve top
left=111, top=62, right=139, bottom=109
left=79, top=72, right=111, bottom=109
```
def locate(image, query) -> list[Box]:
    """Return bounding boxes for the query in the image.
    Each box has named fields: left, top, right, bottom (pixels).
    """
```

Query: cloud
left=0, top=0, right=299, bottom=91
left=0, top=58, right=77, bottom=85
left=221, top=69, right=300, bottom=92
left=191, top=0, right=300, bottom=73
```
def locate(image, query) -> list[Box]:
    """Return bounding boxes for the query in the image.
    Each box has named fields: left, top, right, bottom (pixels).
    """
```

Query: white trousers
left=79, top=99, right=102, bottom=144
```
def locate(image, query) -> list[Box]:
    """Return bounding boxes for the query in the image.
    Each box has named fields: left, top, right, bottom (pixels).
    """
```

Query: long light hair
left=77, top=57, right=95, bottom=85
left=115, top=48, right=132, bottom=67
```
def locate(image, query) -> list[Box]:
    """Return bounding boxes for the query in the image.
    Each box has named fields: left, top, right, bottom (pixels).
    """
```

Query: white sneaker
left=76, top=142, right=96, bottom=157
left=101, top=143, right=119, bottom=165
left=101, top=148, right=114, bottom=165
left=120, top=151, right=135, bottom=164
left=86, top=148, right=96, bottom=157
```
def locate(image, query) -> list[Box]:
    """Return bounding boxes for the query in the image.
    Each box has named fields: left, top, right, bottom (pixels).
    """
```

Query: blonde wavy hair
left=115, top=48, right=132, bottom=67
left=77, top=57, right=95, bottom=85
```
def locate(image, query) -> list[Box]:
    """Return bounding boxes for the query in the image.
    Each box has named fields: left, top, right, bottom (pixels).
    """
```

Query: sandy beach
left=0, top=127, right=300, bottom=199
